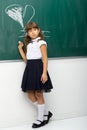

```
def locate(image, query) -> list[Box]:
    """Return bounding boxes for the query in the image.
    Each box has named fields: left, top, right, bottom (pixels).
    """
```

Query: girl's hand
left=18, top=41, right=23, bottom=50
left=41, top=73, right=48, bottom=84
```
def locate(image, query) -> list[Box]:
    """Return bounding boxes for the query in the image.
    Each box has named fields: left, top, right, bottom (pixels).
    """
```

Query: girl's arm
left=18, top=41, right=27, bottom=62
left=40, top=44, right=48, bottom=83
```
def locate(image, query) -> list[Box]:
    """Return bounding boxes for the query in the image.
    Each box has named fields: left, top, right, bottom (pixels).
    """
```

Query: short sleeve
left=38, top=40, right=47, bottom=47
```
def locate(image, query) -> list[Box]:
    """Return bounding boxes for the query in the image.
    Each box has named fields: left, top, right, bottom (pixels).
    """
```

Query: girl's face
left=27, top=28, right=40, bottom=39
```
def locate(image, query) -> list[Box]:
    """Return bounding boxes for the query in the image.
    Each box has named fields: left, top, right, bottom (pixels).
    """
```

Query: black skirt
left=21, top=59, right=53, bottom=92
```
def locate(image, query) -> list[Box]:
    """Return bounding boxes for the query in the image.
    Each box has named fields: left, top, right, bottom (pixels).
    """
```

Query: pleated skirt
left=21, top=59, right=53, bottom=92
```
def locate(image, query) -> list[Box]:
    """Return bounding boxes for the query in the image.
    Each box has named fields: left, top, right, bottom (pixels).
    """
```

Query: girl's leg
left=35, top=91, right=53, bottom=125
left=35, top=90, right=44, bottom=104
left=32, top=91, right=45, bottom=125
left=28, top=90, right=52, bottom=127
left=27, top=90, right=37, bottom=103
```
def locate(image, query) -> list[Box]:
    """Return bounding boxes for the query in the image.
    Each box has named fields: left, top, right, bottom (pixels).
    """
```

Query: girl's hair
left=23, top=22, right=44, bottom=54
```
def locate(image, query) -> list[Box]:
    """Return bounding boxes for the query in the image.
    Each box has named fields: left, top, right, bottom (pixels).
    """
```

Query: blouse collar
left=31, top=37, right=40, bottom=43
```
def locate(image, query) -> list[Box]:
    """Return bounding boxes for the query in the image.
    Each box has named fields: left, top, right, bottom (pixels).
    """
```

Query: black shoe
left=32, top=120, right=45, bottom=128
left=44, top=111, right=53, bottom=124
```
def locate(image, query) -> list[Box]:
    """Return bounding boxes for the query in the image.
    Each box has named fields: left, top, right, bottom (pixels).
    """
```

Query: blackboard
left=0, top=0, right=87, bottom=60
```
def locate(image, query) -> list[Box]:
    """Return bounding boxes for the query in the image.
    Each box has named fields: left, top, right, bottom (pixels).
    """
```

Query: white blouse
left=26, top=37, right=47, bottom=60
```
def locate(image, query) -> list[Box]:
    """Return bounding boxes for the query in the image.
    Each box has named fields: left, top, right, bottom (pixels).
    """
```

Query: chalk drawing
left=5, top=4, right=24, bottom=29
left=5, top=4, right=50, bottom=37
left=5, top=4, right=35, bottom=31
left=42, top=31, right=50, bottom=37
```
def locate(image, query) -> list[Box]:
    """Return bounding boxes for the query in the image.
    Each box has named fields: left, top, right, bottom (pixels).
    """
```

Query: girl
left=18, top=22, right=53, bottom=128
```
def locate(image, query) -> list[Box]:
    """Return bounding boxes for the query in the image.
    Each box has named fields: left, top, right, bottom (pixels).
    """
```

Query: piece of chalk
left=18, top=41, right=21, bottom=43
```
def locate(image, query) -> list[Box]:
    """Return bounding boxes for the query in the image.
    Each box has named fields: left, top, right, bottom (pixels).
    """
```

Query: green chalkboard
left=0, top=0, right=87, bottom=60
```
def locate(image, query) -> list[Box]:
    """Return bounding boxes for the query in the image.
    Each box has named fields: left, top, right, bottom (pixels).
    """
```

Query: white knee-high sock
left=37, top=104, right=45, bottom=121
left=34, top=104, right=45, bottom=124
left=33, top=102, right=48, bottom=121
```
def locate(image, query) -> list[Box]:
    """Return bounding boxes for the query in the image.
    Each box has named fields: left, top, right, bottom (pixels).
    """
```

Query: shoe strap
left=44, top=114, right=48, bottom=116
left=37, top=120, right=43, bottom=123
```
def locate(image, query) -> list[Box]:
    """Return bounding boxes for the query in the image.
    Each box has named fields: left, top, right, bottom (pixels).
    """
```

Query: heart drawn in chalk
left=5, top=4, right=35, bottom=31
left=5, top=4, right=50, bottom=38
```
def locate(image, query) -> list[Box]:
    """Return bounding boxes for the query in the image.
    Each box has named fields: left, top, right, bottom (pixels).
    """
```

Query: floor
left=0, top=116, right=87, bottom=130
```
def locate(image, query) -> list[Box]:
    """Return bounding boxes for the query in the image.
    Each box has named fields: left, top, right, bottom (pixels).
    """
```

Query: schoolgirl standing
left=18, top=22, right=53, bottom=128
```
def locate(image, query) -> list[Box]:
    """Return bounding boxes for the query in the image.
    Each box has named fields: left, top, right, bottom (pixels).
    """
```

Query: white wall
left=0, top=58, right=87, bottom=128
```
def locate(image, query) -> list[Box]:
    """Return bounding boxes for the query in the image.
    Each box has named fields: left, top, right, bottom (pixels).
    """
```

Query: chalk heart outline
left=5, top=4, right=35, bottom=30
left=5, top=4, right=50, bottom=37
